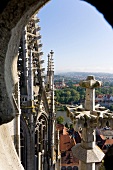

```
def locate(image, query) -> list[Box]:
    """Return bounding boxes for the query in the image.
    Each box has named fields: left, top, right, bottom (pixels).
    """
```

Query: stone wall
left=0, top=123, right=24, bottom=170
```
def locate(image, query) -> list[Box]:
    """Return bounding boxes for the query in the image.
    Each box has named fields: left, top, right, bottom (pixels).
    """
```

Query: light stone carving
left=67, top=76, right=113, bottom=170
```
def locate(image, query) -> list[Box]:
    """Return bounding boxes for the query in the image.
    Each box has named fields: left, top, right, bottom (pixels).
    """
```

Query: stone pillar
left=49, top=50, right=54, bottom=90
left=15, top=112, right=21, bottom=158
left=38, top=152, right=42, bottom=170
left=85, top=88, right=95, bottom=111
left=15, top=79, right=21, bottom=158
left=80, top=75, right=101, bottom=111
left=72, top=76, right=104, bottom=170
left=27, top=49, right=35, bottom=170
left=56, top=130, right=61, bottom=170
left=47, top=50, right=54, bottom=90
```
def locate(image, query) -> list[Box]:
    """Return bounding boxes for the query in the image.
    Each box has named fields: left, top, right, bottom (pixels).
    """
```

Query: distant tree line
left=55, top=84, right=113, bottom=105
left=55, top=86, right=85, bottom=104
left=95, top=86, right=113, bottom=96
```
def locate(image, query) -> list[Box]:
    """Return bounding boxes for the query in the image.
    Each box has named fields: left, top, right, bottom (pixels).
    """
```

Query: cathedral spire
left=47, top=50, right=54, bottom=90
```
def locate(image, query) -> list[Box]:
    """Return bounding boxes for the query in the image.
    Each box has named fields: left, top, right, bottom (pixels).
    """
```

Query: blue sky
left=38, top=0, right=113, bottom=73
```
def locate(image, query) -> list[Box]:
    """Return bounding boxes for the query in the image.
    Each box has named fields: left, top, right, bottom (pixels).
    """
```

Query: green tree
left=104, top=82, right=110, bottom=86
left=56, top=116, right=64, bottom=124
left=109, top=105, right=113, bottom=111
left=66, top=91, right=71, bottom=96
left=109, top=87, right=113, bottom=94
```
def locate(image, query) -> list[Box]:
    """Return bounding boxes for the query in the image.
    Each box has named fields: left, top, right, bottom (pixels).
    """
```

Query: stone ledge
left=72, top=143, right=105, bottom=163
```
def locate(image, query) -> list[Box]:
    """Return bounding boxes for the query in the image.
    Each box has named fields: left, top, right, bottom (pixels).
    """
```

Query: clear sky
left=38, top=0, right=113, bottom=74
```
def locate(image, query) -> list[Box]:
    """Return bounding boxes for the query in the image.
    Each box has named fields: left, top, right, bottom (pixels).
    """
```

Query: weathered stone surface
left=72, top=144, right=105, bottom=163
left=79, top=75, right=102, bottom=89
left=0, top=122, right=24, bottom=170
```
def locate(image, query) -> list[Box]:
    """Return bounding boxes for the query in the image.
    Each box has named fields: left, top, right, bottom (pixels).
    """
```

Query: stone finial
left=79, top=76, right=102, bottom=111
left=79, top=75, right=102, bottom=89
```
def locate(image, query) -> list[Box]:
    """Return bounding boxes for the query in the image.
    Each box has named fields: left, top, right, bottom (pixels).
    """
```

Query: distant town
left=54, top=72, right=113, bottom=109
left=55, top=72, right=113, bottom=170
left=54, top=72, right=113, bottom=85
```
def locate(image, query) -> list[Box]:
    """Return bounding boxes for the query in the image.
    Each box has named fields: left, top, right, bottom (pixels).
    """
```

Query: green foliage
left=99, top=162, right=105, bottom=170
left=55, top=88, right=81, bottom=104
left=104, top=82, right=110, bottom=86
left=56, top=106, right=66, bottom=111
left=55, top=81, right=113, bottom=105
left=95, top=86, right=113, bottom=96
left=56, top=116, right=64, bottom=124
left=66, top=81, right=73, bottom=87
left=109, top=105, right=113, bottom=111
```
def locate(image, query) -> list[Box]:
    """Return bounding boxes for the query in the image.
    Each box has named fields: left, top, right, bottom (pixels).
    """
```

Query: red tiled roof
left=97, top=95, right=104, bottom=98
left=73, top=84, right=80, bottom=87
left=60, top=135, right=75, bottom=152
left=104, top=139, right=113, bottom=145
left=56, top=124, right=64, bottom=131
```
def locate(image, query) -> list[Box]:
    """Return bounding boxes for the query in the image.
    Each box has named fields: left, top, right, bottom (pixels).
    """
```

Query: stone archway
left=0, top=0, right=113, bottom=125
left=36, top=113, right=49, bottom=170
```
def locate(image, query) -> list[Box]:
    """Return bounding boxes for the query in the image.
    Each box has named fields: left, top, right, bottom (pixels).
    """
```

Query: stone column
left=15, top=79, right=21, bottom=158
left=56, top=129, right=61, bottom=170
left=80, top=75, right=101, bottom=111
left=72, top=76, right=104, bottom=170
left=27, top=49, right=35, bottom=170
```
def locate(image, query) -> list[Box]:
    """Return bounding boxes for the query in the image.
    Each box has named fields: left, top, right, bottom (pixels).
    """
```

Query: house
left=57, top=125, right=79, bottom=169
left=102, top=139, right=113, bottom=152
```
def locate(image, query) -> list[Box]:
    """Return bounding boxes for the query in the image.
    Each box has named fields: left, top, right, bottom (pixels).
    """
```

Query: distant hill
left=55, top=71, right=113, bottom=77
